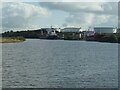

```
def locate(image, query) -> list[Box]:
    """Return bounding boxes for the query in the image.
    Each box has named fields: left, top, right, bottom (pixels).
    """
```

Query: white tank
left=94, top=27, right=117, bottom=34
left=62, top=27, right=81, bottom=32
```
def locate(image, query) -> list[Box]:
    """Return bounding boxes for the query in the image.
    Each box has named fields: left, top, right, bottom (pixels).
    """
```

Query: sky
left=0, top=0, right=119, bottom=32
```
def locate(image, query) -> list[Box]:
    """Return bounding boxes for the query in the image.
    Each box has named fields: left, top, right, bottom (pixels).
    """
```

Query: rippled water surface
left=2, top=39, right=118, bottom=88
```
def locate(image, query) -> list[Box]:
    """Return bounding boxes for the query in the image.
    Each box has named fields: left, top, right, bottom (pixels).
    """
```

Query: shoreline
left=0, top=37, right=119, bottom=44
left=0, top=37, right=25, bottom=43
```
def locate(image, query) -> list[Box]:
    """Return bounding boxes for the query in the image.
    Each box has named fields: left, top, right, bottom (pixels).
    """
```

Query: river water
left=2, top=39, right=118, bottom=88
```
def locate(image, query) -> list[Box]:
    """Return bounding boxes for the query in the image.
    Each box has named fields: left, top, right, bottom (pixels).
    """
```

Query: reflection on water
left=2, top=39, right=118, bottom=88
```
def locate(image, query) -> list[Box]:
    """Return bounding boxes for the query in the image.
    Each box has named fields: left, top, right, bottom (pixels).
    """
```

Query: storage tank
left=94, top=27, right=117, bottom=34
left=62, top=27, right=81, bottom=32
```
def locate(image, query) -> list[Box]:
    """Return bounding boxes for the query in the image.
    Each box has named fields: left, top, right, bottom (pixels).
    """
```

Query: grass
left=0, top=37, right=25, bottom=43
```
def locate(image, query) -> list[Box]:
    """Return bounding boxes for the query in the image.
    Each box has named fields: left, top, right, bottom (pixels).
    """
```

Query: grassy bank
left=0, top=36, right=25, bottom=43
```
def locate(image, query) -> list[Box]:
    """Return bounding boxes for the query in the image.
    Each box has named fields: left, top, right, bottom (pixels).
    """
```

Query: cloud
left=2, top=0, right=119, bottom=2
left=64, top=13, right=117, bottom=27
left=2, top=2, right=50, bottom=31
left=1, top=1, right=118, bottom=32
left=40, top=2, right=118, bottom=28
left=40, top=2, right=117, bottom=15
left=0, top=1, right=2, bottom=33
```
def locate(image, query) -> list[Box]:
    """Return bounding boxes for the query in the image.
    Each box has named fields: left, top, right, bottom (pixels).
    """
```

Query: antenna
left=88, top=26, right=91, bottom=31
left=51, top=25, right=52, bottom=29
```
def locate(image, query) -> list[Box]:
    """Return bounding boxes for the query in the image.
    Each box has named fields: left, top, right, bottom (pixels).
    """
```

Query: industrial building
left=60, top=27, right=83, bottom=40
left=94, top=27, right=117, bottom=34
left=61, top=27, right=82, bottom=32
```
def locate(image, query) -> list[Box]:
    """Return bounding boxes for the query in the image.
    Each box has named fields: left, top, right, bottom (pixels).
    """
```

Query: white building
left=61, top=27, right=82, bottom=33
left=94, top=27, right=117, bottom=34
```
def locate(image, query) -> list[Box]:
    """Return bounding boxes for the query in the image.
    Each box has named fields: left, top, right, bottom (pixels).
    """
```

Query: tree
left=108, top=34, right=118, bottom=43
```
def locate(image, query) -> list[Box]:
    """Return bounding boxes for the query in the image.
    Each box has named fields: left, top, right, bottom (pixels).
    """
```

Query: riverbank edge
left=0, top=37, right=119, bottom=44
left=0, top=37, right=26, bottom=43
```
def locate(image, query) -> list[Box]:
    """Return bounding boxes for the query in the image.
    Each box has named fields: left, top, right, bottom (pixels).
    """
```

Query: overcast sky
left=1, top=0, right=119, bottom=32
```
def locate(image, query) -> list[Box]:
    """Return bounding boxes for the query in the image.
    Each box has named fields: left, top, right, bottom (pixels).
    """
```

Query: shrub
left=108, top=34, right=118, bottom=43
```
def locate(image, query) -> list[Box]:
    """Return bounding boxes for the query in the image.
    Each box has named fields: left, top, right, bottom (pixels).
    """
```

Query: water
left=2, top=39, right=118, bottom=88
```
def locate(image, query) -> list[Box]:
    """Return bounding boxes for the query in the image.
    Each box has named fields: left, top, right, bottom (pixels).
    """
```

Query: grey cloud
left=64, top=12, right=117, bottom=27
left=2, top=2, right=50, bottom=31
left=40, top=2, right=118, bottom=15
left=40, top=2, right=118, bottom=27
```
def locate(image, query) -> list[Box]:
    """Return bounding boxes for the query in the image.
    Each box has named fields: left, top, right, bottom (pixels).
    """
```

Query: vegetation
left=0, top=36, right=25, bottom=43
left=94, top=34, right=119, bottom=43
left=108, top=34, right=118, bottom=43
left=118, top=36, right=120, bottom=43
left=1, top=29, right=120, bottom=43
left=2, top=30, right=47, bottom=39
